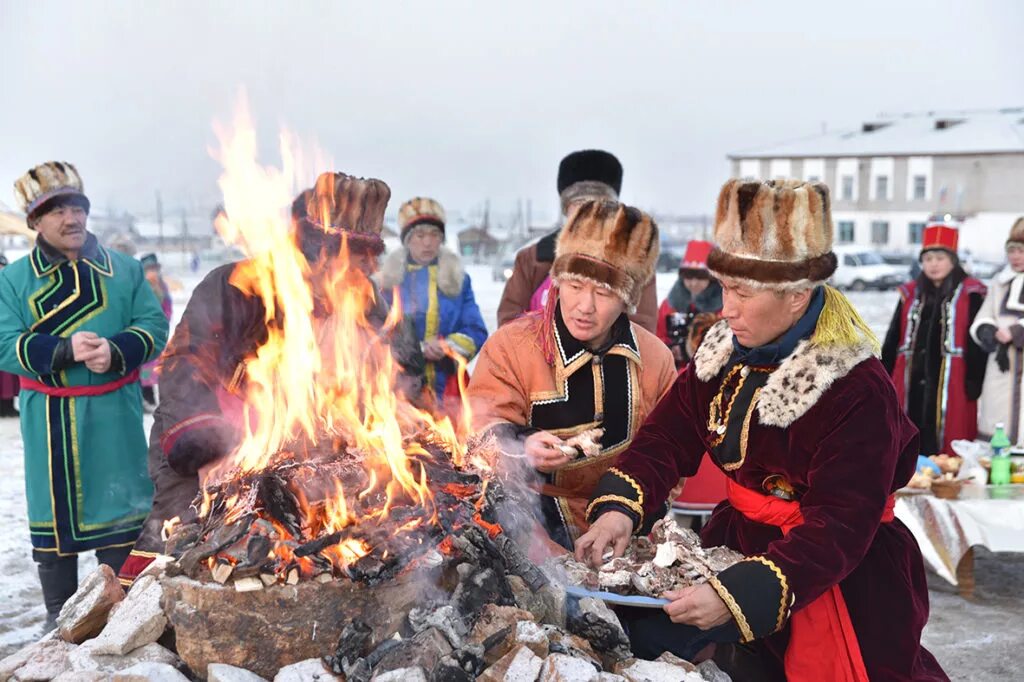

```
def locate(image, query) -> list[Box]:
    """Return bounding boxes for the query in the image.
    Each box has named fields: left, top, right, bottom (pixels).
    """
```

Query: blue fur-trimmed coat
left=0, top=234, right=168, bottom=555
left=378, top=247, right=488, bottom=401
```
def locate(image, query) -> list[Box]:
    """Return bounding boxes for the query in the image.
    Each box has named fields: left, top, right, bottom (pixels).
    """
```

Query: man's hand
left=662, top=583, right=732, bottom=629
left=574, top=510, right=634, bottom=567
left=996, top=327, right=1013, bottom=344
left=422, top=339, right=446, bottom=362
left=524, top=431, right=571, bottom=473
left=78, top=337, right=113, bottom=373
left=71, top=331, right=101, bottom=361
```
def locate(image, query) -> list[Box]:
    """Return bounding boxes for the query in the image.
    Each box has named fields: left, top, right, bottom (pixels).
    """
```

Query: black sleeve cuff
left=975, top=323, right=998, bottom=353
left=708, top=556, right=792, bottom=643
left=587, top=467, right=646, bottom=531
left=51, top=338, right=76, bottom=372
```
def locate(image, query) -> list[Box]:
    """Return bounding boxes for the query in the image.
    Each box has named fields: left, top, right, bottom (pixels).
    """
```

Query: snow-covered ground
left=2, top=258, right=1021, bottom=679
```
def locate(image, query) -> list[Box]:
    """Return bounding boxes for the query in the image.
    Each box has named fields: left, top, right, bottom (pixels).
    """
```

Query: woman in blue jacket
left=379, top=197, right=488, bottom=409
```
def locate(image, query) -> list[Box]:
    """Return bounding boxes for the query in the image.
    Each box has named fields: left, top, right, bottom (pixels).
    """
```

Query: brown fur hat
left=707, top=178, right=836, bottom=289
left=14, top=161, right=90, bottom=220
left=398, top=197, right=446, bottom=243
left=1007, top=217, right=1024, bottom=249
left=551, top=200, right=659, bottom=311
left=305, top=172, right=390, bottom=253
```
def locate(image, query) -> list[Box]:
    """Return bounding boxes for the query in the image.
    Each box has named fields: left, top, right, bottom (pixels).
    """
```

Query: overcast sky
left=1, top=1, right=1022, bottom=226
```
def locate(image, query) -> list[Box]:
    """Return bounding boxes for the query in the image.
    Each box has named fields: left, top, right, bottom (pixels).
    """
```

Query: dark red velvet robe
left=590, top=320, right=948, bottom=681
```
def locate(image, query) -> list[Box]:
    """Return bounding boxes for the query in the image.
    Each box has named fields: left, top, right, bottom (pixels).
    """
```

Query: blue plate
left=565, top=584, right=670, bottom=608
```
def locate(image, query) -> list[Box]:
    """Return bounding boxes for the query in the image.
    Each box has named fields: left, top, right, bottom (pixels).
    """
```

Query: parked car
left=965, top=258, right=1003, bottom=281
left=879, top=252, right=918, bottom=281
left=830, top=245, right=905, bottom=291
left=656, top=250, right=683, bottom=273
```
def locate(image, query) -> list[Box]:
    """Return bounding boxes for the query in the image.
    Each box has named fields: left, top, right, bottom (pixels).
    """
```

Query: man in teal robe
left=0, top=161, right=169, bottom=629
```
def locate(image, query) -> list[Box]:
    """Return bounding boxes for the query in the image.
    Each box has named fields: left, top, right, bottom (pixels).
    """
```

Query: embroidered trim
left=586, top=494, right=644, bottom=522
left=608, top=467, right=644, bottom=507
left=708, top=575, right=754, bottom=643
left=728, top=386, right=762, bottom=472
left=745, top=556, right=790, bottom=633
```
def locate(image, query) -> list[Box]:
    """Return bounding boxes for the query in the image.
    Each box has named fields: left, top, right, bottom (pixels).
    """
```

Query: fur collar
left=693, top=320, right=876, bottom=427
left=377, top=246, right=464, bottom=298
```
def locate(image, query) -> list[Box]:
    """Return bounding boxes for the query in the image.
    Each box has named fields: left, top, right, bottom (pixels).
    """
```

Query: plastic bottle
left=990, top=423, right=1012, bottom=485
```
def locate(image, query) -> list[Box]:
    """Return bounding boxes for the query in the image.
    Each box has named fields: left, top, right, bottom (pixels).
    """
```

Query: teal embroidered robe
left=0, top=234, right=169, bottom=555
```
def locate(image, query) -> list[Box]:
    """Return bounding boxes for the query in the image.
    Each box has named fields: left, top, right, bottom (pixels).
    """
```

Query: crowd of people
left=11, top=149, right=1024, bottom=681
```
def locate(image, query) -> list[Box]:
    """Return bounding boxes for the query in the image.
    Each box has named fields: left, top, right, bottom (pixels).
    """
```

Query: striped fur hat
left=14, top=161, right=90, bottom=220
left=707, top=178, right=836, bottom=289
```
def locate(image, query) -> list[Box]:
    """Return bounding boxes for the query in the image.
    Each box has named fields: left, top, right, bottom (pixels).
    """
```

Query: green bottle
left=990, top=423, right=1012, bottom=485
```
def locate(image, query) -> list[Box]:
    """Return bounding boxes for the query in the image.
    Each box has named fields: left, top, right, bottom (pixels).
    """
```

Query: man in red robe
left=577, top=179, right=948, bottom=681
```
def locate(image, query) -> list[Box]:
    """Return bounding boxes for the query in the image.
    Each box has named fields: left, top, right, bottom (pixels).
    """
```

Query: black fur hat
left=556, top=150, right=623, bottom=196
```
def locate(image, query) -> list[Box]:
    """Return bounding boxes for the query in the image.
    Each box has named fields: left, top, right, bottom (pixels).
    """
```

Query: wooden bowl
left=930, top=479, right=962, bottom=500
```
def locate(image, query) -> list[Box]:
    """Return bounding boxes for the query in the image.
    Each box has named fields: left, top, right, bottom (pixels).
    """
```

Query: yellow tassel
left=812, top=286, right=880, bottom=355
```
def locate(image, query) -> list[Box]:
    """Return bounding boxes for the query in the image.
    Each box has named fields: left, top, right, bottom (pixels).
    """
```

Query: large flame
left=204, top=95, right=476, bottom=571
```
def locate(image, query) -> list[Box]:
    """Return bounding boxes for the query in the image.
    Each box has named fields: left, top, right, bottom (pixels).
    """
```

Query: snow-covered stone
left=617, top=659, right=705, bottom=682
left=88, top=575, right=167, bottom=655
left=208, top=663, right=269, bottom=682
left=111, top=661, right=190, bottom=681
left=57, top=565, right=125, bottom=644
left=538, top=653, right=599, bottom=681
left=478, top=645, right=544, bottom=682
left=68, top=641, right=179, bottom=674
left=370, top=667, right=427, bottom=682
left=50, top=672, right=110, bottom=682
left=272, top=658, right=332, bottom=682
left=8, top=638, right=76, bottom=681
left=696, top=659, right=732, bottom=681
left=512, top=621, right=549, bottom=658
left=594, top=675, right=627, bottom=682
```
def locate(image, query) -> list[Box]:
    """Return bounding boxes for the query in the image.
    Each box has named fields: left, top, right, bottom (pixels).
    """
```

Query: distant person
left=105, top=232, right=137, bottom=257
left=0, top=252, right=17, bottom=417
left=882, top=223, right=986, bottom=455
left=0, top=162, right=168, bottom=629
left=139, top=253, right=173, bottom=409
left=655, top=240, right=723, bottom=368
left=970, top=216, right=1024, bottom=442
left=378, top=197, right=488, bottom=413
left=496, top=150, right=658, bottom=333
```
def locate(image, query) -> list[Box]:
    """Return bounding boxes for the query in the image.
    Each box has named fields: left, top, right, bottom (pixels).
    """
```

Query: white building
left=729, top=109, right=1024, bottom=258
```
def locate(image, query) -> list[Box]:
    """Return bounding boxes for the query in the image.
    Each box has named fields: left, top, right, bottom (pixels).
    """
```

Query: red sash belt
left=726, top=479, right=894, bottom=682
left=20, top=369, right=140, bottom=398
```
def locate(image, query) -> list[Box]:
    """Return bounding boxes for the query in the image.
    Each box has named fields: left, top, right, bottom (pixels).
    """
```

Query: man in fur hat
left=469, top=199, right=676, bottom=554
left=0, top=162, right=169, bottom=627
left=378, top=197, right=488, bottom=410
left=577, top=179, right=947, bottom=681
left=497, top=150, right=658, bottom=333
left=118, top=173, right=425, bottom=584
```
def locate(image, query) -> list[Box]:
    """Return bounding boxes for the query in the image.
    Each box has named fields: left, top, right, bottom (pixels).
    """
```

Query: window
left=875, top=175, right=889, bottom=200
left=807, top=175, right=820, bottom=183
left=837, top=221, right=855, bottom=243
left=844, top=254, right=857, bottom=266
left=871, top=221, right=889, bottom=245
left=912, top=175, right=927, bottom=200
left=841, top=176, right=854, bottom=200
left=908, top=222, right=926, bottom=244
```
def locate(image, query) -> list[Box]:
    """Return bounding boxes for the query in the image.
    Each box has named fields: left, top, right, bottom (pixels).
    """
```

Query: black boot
left=0, top=398, right=17, bottom=417
left=35, top=555, right=78, bottom=632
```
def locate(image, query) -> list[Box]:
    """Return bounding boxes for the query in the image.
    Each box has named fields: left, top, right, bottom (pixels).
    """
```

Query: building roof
left=730, top=108, right=1024, bottom=159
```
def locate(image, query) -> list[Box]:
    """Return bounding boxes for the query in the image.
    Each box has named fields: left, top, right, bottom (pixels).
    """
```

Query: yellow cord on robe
left=812, top=285, right=880, bottom=356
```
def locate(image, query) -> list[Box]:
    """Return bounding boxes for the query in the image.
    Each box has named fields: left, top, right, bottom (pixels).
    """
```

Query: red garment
left=20, top=369, right=140, bottom=397
left=890, top=278, right=985, bottom=453
left=726, top=479, right=896, bottom=682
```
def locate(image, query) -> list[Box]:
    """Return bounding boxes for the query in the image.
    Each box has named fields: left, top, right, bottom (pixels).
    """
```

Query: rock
left=506, top=576, right=546, bottom=622
left=1, top=634, right=58, bottom=682
left=477, top=645, right=543, bottom=682
left=538, top=653, right=599, bottom=681
left=57, top=565, right=126, bottom=644
left=373, top=628, right=452, bottom=676
left=568, top=599, right=631, bottom=664
left=696, top=660, right=732, bottom=682
left=272, top=658, right=333, bottom=682
left=407, top=604, right=467, bottom=649
left=536, top=584, right=567, bottom=627
left=89, top=575, right=168, bottom=655
left=617, top=659, right=705, bottom=682
left=208, top=663, right=270, bottom=682
left=654, top=652, right=696, bottom=673
left=370, top=667, right=427, bottom=682
left=68, top=641, right=179, bottom=674
left=111, top=661, right=190, bottom=681
left=512, top=621, right=548, bottom=659
left=468, top=606, right=536, bottom=646
left=594, top=675, right=626, bottom=682
left=136, top=555, right=174, bottom=582
left=50, top=672, right=110, bottom=682
left=9, top=638, right=76, bottom=681
left=541, top=627, right=601, bottom=669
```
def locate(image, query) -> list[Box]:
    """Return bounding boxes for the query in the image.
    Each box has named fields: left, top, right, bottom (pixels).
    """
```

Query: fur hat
left=679, top=240, right=713, bottom=278
left=304, top=172, right=390, bottom=255
left=919, top=223, right=959, bottom=260
left=707, top=178, right=836, bottom=289
left=557, top=150, right=623, bottom=211
left=551, top=199, right=658, bottom=311
left=14, top=161, right=90, bottom=220
left=398, top=197, right=446, bottom=244
left=1007, top=217, right=1024, bottom=250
